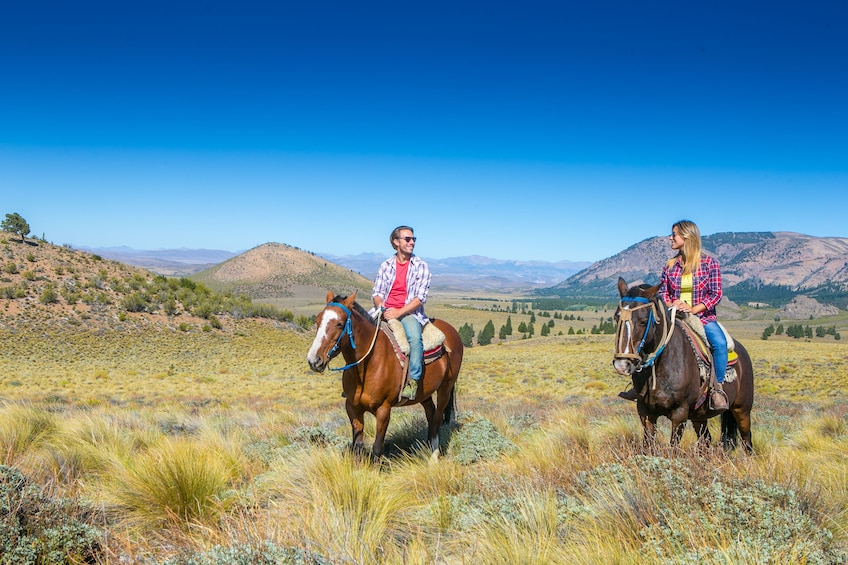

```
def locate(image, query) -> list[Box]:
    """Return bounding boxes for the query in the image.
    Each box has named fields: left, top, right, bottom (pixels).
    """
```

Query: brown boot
left=710, top=383, right=729, bottom=411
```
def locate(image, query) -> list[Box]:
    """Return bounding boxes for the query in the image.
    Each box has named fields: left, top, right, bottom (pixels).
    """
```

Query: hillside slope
left=0, top=238, right=292, bottom=333
left=546, top=232, right=848, bottom=308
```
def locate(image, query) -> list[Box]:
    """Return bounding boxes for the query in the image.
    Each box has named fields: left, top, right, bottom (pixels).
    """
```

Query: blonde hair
left=673, top=220, right=702, bottom=275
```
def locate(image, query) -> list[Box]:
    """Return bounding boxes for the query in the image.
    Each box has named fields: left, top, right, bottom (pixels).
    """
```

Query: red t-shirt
left=385, top=259, right=409, bottom=309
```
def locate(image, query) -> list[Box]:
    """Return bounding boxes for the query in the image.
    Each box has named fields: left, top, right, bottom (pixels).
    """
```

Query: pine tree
left=458, top=323, right=475, bottom=347
left=478, top=320, right=496, bottom=346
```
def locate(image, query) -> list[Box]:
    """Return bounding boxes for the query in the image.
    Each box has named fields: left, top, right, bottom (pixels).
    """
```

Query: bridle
left=614, top=295, right=676, bottom=372
left=323, top=302, right=382, bottom=372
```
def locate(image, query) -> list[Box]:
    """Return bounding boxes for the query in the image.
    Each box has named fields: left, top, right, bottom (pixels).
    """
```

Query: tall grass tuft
left=103, top=436, right=237, bottom=532
left=469, top=487, right=566, bottom=564
left=0, top=404, right=58, bottom=469
left=263, top=448, right=409, bottom=563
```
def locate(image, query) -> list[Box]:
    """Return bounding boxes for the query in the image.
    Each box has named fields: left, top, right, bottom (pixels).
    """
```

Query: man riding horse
left=369, top=225, right=430, bottom=400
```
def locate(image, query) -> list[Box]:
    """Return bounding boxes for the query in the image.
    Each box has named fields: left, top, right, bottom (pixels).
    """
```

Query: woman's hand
left=672, top=299, right=692, bottom=313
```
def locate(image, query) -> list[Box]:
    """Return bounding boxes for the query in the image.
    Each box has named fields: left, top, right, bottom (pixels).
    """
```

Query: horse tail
left=720, top=410, right=738, bottom=449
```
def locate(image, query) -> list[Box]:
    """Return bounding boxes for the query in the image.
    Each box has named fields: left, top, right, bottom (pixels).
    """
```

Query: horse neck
left=345, top=309, right=380, bottom=360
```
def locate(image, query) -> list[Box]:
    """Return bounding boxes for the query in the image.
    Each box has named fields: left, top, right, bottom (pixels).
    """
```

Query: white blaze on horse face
left=307, top=309, right=341, bottom=365
left=618, top=306, right=634, bottom=355
left=623, top=318, right=633, bottom=354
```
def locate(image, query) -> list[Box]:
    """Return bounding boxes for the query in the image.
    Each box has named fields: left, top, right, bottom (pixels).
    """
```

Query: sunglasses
left=397, top=236, right=417, bottom=243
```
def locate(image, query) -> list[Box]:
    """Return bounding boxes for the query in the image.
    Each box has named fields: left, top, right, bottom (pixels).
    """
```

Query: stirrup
left=709, top=388, right=729, bottom=411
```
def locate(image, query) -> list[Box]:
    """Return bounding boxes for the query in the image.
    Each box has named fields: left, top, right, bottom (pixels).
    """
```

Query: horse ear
left=645, top=284, right=661, bottom=298
left=344, top=290, right=358, bottom=307
left=617, top=277, right=628, bottom=297
left=325, top=291, right=334, bottom=303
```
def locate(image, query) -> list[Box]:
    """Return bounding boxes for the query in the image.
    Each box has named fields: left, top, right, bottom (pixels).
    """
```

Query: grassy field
left=1, top=297, right=847, bottom=563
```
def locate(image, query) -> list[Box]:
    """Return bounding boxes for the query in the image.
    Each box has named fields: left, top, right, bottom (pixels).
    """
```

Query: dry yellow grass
left=2, top=271, right=848, bottom=562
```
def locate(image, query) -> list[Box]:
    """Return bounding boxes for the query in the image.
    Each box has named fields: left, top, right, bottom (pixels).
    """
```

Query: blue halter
left=326, top=302, right=359, bottom=371
left=618, top=296, right=665, bottom=368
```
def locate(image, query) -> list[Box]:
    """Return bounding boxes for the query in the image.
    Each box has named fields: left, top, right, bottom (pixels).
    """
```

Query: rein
left=327, top=303, right=382, bottom=372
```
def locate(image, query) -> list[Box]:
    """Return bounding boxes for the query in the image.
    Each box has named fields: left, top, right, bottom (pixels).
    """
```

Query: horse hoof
left=429, top=450, right=440, bottom=464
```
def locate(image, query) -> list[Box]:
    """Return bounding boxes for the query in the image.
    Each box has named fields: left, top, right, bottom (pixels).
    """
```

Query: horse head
left=612, top=277, right=666, bottom=376
left=306, top=290, right=359, bottom=373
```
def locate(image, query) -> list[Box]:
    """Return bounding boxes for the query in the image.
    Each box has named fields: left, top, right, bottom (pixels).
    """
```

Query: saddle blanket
left=386, top=319, right=446, bottom=354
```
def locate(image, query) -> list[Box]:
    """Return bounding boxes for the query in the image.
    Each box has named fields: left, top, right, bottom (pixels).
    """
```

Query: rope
left=329, top=306, right=383, bottom=372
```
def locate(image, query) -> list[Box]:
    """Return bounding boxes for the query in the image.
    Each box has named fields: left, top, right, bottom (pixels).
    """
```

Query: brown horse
left=612, top=278, right=754, bottom=453
left=306, top=291, right=463, bottom=458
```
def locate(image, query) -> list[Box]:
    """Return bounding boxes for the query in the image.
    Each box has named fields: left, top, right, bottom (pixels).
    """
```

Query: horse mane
left=625, top=283, right=653, bottom=298
left=331, top=294, right=376, bottom=327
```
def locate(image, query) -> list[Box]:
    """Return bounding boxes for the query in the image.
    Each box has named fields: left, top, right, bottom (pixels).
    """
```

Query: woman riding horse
left=613, top=277, right=754, bottom=452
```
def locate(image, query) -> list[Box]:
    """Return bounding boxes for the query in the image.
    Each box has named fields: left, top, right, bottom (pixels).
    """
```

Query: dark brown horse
left=612, top=278, right=754, bottom=452
left=306, top=291, right=463, bottom=458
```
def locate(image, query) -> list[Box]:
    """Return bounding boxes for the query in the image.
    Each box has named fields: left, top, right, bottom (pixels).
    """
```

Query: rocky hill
left=544, top=232, right=848, bottom=309
left=0, top=238, right=294, bottom=333
left=190, top=242, right=373, bottom=300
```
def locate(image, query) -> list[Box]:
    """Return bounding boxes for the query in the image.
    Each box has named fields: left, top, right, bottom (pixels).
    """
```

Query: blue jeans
left=704, top=321, right=728, bottom=384
left=400, top=315, right=423, bottom=382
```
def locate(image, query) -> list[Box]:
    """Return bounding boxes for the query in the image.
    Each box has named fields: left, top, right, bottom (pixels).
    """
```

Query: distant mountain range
left=83, top=231, right=848, bottom=309
left=319, top=252, right=593, bottom=291
left=85, top=247, right=592, bottom=291
left=80, top=246, right=238, bottom=276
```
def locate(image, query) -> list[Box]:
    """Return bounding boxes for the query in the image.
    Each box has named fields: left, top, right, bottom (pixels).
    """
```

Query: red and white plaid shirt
left=658, top=254, right=722, bottom=324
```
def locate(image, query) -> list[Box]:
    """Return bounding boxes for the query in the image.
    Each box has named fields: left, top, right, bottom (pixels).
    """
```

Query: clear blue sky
left=2, top=1, right=846, bottom=262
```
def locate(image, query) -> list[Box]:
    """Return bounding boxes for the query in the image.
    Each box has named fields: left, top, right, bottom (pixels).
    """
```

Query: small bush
left=121, top=292, right=149, bottom=313
left=161, top=542, right=331, bottom=565
left=0, top=465, right=103, bottom=563
left=451, top=414, right=518, bottom=464
left=38, top=285, right=58, bottom=304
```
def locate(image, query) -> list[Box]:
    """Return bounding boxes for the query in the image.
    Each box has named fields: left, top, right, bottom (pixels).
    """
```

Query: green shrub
left=161, top=541, right=331, bottom=565
left=121, top=292, right=149, bottom=313
left=38, top=285, right=58, bottom=304
left=451, top=414, right=518, bottom=464
left=0, top=465, right=103, bottom=564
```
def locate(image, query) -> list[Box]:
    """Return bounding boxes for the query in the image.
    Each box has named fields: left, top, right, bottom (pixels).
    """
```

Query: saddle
left=383, top=319, right=447, bottom=367
left=676, top=314, right=738, bottom=383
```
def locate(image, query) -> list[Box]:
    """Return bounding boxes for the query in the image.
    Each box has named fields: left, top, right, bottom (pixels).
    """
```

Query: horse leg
left=347, top=405, right=367, bottom=457
left=421, top=396, right=440, bottom=456
left=692, top=420, right=712, bottom=455
left=371, top=404, right=392, bottom=458
left=727, top=409, right=754, bottom=454
left=640, top=413, right=658, bottom=452
left=346, top=402, right=366, bottom=457
left=668, top=406, right=691, bottom=449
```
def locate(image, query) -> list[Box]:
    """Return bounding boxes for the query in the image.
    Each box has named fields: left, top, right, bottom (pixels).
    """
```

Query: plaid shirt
left=658, top=254, right=722, bottom=324
left=369, top=254, right=431, bottom=326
